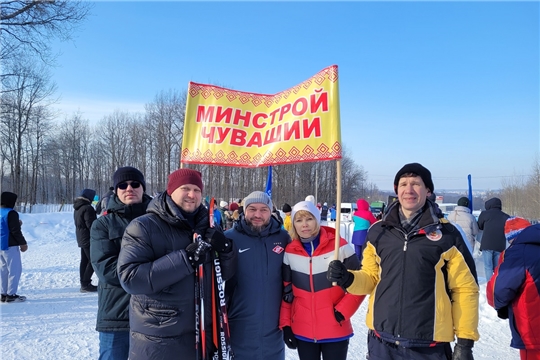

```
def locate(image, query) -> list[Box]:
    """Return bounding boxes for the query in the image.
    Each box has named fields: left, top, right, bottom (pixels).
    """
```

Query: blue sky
left=51, top=1, right=539, bottom=191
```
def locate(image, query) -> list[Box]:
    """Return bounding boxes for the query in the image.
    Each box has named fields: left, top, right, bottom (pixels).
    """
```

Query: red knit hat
left=504, top=216, right=531, bottom=243
left=167, top=169, right=203, bottom=195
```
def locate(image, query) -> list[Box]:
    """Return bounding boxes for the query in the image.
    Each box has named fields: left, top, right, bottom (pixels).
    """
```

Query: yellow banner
left=181, top=65, right=341, bottom=167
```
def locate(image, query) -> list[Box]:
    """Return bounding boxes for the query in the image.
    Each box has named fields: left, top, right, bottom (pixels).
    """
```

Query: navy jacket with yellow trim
left=347, top=200, right=480, bottom=344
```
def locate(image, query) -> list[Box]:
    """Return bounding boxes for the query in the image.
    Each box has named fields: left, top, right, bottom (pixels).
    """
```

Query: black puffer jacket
left=90, top=194, right=152, bottom=332
left=117, top=192, right=237, bottom=360
left=73, top=197, right=97, bottom=248
left=478, top=197, right=510, bottom=252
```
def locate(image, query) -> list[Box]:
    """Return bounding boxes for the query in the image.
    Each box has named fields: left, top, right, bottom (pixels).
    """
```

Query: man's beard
left=245, top=218, right=270, bottom=233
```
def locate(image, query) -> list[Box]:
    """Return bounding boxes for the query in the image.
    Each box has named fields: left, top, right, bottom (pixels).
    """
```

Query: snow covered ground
left=1, top=210, right=519, bottom=359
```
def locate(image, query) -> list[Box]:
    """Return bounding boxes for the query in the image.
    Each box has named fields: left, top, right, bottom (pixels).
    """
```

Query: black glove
left=497, top=306, right=509, bottom=320
left=334, top=308, right=345, bottom=324
left=205, top=227, right=232, bottom=253
left=327, top=260, right=354, bottom=289
left=282, top=326, right=297, bottom=349
left=185, top=240, right=211, bottom=268
left=452, top=338, right=474, bottom=360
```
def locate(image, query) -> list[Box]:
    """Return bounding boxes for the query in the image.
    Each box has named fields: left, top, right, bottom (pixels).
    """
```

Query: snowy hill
left=0, top=211, right=519, bottom=359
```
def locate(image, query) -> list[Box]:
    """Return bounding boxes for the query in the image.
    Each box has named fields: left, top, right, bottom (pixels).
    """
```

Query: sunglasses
left=117, top=181, right=141, bottom=190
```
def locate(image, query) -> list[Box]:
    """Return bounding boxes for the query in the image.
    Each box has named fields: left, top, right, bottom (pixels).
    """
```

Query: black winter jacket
left=224, top=217, right=290, bottom=360
left=90, top=194, right=152, bottom=332
left=73, top=197, right=97, bottom=248
left=478, top=198, right=510, bottom=252
left=117, top=192, right=237, bottom=360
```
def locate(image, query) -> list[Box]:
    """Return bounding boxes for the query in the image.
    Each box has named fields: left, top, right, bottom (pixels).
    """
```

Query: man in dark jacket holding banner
left=90, top=166, right=152, bottom=359
left=118, top=168, right=237, bottom=360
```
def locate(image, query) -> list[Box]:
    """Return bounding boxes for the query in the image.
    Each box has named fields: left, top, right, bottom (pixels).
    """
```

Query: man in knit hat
left=225, top=190, right=290, bottom=360
left=328, top=162, right=479, bottom=360
left=487, top=218, right=539, bottom=360
left=117, top=168, right=237, bottom=360
left=90, top=166, right=152, bottom=359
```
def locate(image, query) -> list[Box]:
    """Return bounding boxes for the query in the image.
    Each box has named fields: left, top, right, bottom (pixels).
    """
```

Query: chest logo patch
left=273, top=245, right=284, bottom=254
left=426, top=230, right=442, bottom=241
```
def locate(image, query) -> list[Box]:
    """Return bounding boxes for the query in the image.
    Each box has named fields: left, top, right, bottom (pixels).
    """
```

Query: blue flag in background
left=467, top=174, right=473, bottom=213
left=265, top=166, right=272, bottom=198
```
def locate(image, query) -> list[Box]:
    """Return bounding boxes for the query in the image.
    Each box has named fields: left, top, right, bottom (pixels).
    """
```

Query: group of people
left=2, top=161, right=538, bottom=360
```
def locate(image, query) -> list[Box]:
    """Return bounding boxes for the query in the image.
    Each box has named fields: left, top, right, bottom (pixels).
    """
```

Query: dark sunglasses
left=117, top=181, right=141, bottom=190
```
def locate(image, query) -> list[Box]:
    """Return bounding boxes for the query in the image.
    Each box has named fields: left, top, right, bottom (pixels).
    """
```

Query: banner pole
left=334, top=159, right=342, bottom=260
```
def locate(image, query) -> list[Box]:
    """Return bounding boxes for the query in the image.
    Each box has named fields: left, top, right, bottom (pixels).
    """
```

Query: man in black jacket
left=118, top=168, right=237, bottom=360
left=0, top=192, right=28, bottom=303
left=90, top=166, right=151, bottom=360
left=477, top=197, right=510, bottom=279
left=73, top=188, right=97, bottom=292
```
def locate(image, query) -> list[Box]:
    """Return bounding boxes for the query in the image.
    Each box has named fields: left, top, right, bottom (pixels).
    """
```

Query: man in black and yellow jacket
left=328, top=163, right=479, bottom=360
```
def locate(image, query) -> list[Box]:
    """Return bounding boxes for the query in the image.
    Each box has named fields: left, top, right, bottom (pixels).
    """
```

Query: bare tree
left=1, top=0, right=91, bottom=92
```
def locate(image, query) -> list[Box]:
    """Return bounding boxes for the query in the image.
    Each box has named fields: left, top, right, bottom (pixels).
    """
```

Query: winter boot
left=80, top=284, right=97, bottom=293
left=6, top=294, right=26, bottom=303
left=1, top=294, right=6, bottom=302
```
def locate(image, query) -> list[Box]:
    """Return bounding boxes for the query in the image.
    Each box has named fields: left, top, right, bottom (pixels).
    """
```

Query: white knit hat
left=243, top=191, right=273, bottom=210
left=220, top=200, right=228, bottom=208
left=291, top=201, right=321, bottom=226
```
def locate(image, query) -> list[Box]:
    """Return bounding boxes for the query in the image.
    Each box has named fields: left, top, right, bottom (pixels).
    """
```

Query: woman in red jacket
left=279, top=201, right=364, bottom=360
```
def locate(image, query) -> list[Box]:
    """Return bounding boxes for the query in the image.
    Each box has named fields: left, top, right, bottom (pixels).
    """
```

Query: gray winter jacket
left=118, top=192, right=237, bottom=360
left=225, top=217, right=291, bottom=360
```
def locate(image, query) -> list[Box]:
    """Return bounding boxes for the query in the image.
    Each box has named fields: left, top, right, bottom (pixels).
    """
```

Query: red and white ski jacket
left=279, top=226, right=364, bottom=342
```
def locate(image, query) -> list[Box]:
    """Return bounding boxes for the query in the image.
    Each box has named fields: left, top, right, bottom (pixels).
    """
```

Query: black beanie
left=1, top=192, right=17, bottom=208
left=113, top=166, right=146, bottom=192
left=282, top=203, right=292, bottom=213
left=393, top=163, right=434, bottom=194
left=457, top=197, right=470, bottom=207
left=80, top=189, right=96, bottom=202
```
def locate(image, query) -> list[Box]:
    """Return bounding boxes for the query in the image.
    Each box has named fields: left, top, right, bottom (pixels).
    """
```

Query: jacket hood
left=511, top=223, right=540, bottom=246
left=356, top=199, right=370, bottom=211
left=454, top=205, right=472, bottom=214
left=485, top=197, right=502, bottom=210
left=1, top=192, right=17, bottom=208
left=73, top=197, right=92, bottom=210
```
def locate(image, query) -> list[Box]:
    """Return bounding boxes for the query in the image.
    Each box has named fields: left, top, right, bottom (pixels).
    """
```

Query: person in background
left=219, top=200, right=228, bottom=228
left=351, top=199, right=377, bottom=262
left=213, top=198, right=223, bottom=228
left=117, top=168, right=237, bottom=359
left=280, top=201, right=364, bottom=360
left=327, top=163, right=479, bottom=360
left=282, top=203, right=292, bottom=232
left=90, top=166, right=152, bottom=360
left=0, top=192, right=28, bottom=303
left=230, top=201, right=241, bottom=227
left=329, top=204, right=336, bottom=222
left=320, top=202, right=329, bottom=222
left=272, top=205, right=284, bottom=225
left=487, top=217, right=539, bottom=360
left=225, top=191, right=290, bottom=360
left=74, top=188, right=98, bottom=293
left=96, top=186, right=114, bottom=215
left=477, top=197, right=510, bottom=279
left=448, top=197, right=479, bottom=252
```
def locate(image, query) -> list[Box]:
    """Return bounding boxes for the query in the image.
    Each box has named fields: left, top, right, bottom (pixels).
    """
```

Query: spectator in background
left=282, top=203, right=292, bottom=232
left=96, top=186, right=114, bottom=215
left=90, top=166, right=152, bottom=360
left=280, top=201, right=364, bottom=360
left=448, top=197, right=479, bottom=252
left=320, top=202, right=329, bottom=222
left=272, top=205, right=284, bottom=225
left=329, top=204, right=336, bottom=222
left=74, top=188, right=98, bottom=293
left=219, top=200, right=228, bottom=228
left=351, top=199, right=377, bottom=262
left=487, top=217, right=538, bottom=360
left=213, top=198, right=222, bottom=228
left=477, top=197, right=510, bottom=279
left=0, top=192, right=28, bottom=303
left=328, top=162, right=479, bottom=360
